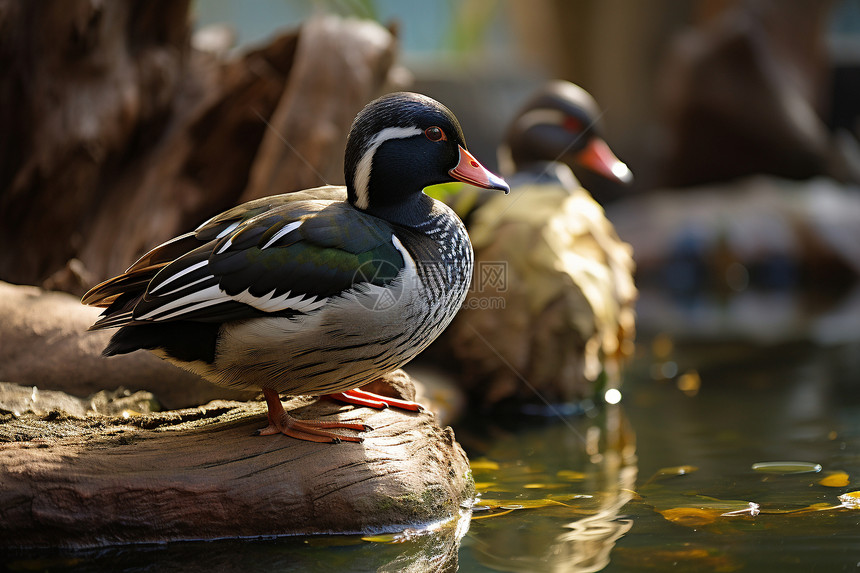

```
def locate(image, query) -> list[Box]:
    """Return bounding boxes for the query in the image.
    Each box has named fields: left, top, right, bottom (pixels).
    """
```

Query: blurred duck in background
left=439, top=81, right=638, bottom=410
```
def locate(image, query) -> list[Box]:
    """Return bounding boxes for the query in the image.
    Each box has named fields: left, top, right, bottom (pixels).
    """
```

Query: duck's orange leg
left=325, top=388, right=424, bottom=412
left=257, top=389, right=369, bottom=443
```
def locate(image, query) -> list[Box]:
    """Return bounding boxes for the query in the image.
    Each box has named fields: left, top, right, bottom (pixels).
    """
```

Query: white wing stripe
left=215, top=237, right=234, bottom=255
left=215, top=221, right=240, bottom=239
left=149, top=260, right=208, bottom=294
left=232, top=287, right=327, bottom=313
left=152, top=297, right=227, bottom=321
left=159, top=274, right=215, bottom=297
left=138, top=284, right=224, bottom=320
left=261, top=221, right=302, bottom=250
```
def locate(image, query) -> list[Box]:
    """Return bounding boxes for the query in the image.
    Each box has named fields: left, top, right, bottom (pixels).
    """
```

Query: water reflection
left=7, top=510, right=471, bottom=573
left=458, top=404, right=637, bottom=572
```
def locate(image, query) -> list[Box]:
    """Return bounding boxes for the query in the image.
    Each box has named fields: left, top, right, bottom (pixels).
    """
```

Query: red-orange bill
left=450, top=145, right=510, bottom=193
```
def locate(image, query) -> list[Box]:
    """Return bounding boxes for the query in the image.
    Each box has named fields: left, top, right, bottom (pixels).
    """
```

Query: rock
left=0, top=281, right=255, bottom=409
left=0, top=279, right=475, bottom=548
left=0, top=379, right=474, bottom=549
left=656, top=0, right=839, bottom=187
left=608, top=176, right=860, bottom=344
left=0, top=382, right=157, bottom=418
left=607, top=176, right=860, bottom=285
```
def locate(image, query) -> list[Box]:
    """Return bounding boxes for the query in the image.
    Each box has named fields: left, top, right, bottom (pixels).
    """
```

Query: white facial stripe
left=261, top=220, right=302, bottom=250
left=514, top=109, right=566, bottom=132
left=353, top=126, right=423, bottom=209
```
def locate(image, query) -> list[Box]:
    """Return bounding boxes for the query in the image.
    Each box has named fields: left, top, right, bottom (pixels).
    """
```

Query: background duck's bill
left=577, top=137, right=633, bottom=184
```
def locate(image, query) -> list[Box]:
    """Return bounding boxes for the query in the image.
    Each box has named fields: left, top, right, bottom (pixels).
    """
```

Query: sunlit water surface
left=8, top=331, right=860, bottom=572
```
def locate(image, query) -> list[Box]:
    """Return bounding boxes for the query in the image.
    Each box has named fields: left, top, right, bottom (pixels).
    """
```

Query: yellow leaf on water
left=470, top=508, right=515, bottom=520
left=475, top=498, right=572, bottom=510
left=523, top=483, right=566, bottom=489
left=818, top=471, right=850, bottom=487
left=652, top=465, right=698, bottom=480
left=658, top=507, right=723, bottom=527
left=838, top=491, right=860, bottom=509
left=556, top=470, right=586, bottom=481
left=470, top=459, right=500, bottom=471
left=361, top=533, right=399, bottom=543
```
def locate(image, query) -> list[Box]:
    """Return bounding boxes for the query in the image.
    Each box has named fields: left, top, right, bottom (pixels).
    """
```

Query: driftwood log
left=0, top=281, right=474, bottom=548
left=0, top=390, right=473, bottom=549
left=0, top=281, right=254, bottom=409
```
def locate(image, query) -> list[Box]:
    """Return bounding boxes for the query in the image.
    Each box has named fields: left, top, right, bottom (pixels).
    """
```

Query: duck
left=82, top=92, right=509, bottom=442
left=441, top=81, right=637, bottom=408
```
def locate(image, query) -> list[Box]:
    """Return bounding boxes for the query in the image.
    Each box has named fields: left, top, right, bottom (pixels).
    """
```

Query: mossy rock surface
left=0, top=384, right=474, bottom=549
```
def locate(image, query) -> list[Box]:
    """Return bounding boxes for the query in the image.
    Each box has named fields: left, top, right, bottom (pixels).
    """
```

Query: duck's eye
left=425, top=126, right=446, bottom=142
left=563, top=117, right=584, bottom=132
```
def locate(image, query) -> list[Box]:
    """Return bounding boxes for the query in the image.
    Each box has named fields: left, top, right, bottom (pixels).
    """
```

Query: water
left=7, top=324, right=860, bottom=572
left=456, top=337, right=860, bottom=572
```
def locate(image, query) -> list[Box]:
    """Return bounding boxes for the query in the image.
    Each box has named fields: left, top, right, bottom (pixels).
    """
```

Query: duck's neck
left=353, top=191, right=437, bottom=228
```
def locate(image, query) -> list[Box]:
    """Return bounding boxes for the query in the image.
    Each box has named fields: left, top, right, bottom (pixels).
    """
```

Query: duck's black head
left=345, top=92, right=508, bottom=226
left=500, top=81, right=632, bottom=185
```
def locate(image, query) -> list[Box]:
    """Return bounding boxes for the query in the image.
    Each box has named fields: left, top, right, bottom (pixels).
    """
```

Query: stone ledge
left=0, top=390, right=474, bottom=549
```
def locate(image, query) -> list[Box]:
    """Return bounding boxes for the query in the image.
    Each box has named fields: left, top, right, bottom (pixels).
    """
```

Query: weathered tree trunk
left=0, top=1, right=399, bottom=293
left=0, top=0, right=192, bottom=288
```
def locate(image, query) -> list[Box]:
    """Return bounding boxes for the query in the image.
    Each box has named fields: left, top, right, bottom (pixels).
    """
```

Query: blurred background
left=191, top=0, right=860, bottom=189
left=5, top=1, right=860, bottom=570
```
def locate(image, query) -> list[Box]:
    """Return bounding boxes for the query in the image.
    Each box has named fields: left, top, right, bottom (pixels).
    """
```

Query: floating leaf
left=523, top=483, right=566, bottom=490
left=470, top=459, right=500, bottom=471
left=647, top=465, right=698, bottom=483
left=751, top=461, right=822, bottom=474
left=838, top=491, right=860, bottom=509
left=361, top=533, right=399, bottom=543
left=475, top=498, right=572, bottom=510
left=659, top=507, right=723, bottom=526
left=470, top=508, right=516, bottom=520
left=818, top=471, right=850, bottom=487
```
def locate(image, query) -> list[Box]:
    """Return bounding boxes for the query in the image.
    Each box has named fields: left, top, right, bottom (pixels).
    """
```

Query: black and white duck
left=82, top=92, right=509, bottom=442
left=444, top=81, right=637, bottom=408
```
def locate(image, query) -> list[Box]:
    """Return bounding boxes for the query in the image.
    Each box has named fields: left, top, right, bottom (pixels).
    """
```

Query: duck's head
left=345, top=92, right=509, bottom=225
left=499, top=81, right=632, bottom=186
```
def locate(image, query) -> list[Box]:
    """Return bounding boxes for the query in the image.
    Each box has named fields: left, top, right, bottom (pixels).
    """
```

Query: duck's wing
left=87, top=199, right=404, bottom=330
left=82, top=187, right=348, bottom=308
